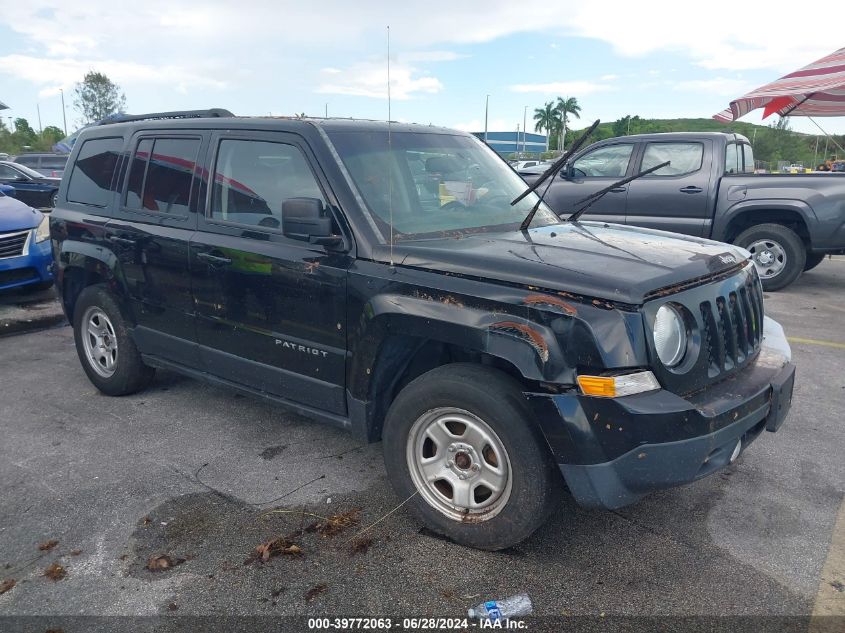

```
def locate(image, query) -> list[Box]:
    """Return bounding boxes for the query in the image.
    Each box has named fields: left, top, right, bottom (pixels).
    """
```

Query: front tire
left=382, top=364, right=560, bottom=550
left=72, top=285, right=154, bottom=395
left=734, top=223, right=806, bottom=291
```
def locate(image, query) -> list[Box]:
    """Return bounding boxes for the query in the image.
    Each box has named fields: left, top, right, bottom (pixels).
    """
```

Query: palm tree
left=533, top=101, right=557, bottom=152
left=555, top=96, right=582, bottom=151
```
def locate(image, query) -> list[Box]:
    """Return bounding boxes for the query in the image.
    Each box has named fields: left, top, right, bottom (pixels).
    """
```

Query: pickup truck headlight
left=34, top=215, right=50, bottom=243
left=653, top=304, right=686, bottom=367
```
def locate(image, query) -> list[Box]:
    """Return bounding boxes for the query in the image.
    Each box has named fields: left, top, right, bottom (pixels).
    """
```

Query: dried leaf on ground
left=304, top=583, right=328, bottom=601
left=306, top=509, right=360, bottom=538
left=38, top=540, right=59, bottom=551
left=249, top=536, right=303, bottom=563
left=146, top=555, right=186, bottom=572
left=350, top=537, right=373, bottom=555
left=44, top=563, right=67, bottom=581
left=69, top=549, right=82, bottom=556
left=0, top=579, right=15, bottom=594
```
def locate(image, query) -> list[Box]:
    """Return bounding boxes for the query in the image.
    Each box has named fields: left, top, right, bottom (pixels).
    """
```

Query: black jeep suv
left=50, top=109, right=795, bottom=550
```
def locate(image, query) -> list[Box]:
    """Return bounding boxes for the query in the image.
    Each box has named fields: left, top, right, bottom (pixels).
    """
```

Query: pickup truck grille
left=699, top=278, right=764, bottom=378
left=0, top=230, right=29, bottom=259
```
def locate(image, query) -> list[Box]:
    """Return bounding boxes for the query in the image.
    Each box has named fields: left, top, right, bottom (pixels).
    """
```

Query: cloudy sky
left=0, top=1, right=843, bottom=136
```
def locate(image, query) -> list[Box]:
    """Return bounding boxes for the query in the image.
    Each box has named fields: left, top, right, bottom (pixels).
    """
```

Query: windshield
left=326, top=130, right=558, bottom=240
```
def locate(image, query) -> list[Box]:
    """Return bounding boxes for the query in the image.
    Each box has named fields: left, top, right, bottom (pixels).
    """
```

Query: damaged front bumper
left=527, top=317, right=796, bottom=510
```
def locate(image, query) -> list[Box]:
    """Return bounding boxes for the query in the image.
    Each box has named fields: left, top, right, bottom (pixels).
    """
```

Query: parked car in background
left=0, top=161, right=61, bottom=209
left=12, top=152, right=69, bottom=177
left=831, top=160, right=845, bottom=173
left=511, top=160, right=544, bottom=171
left=0, top=186, right=53, bottom=291
left=519, top=132, right=845, bottom=290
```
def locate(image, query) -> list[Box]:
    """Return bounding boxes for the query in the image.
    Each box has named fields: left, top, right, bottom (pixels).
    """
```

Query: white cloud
left=674, top=78, right=753, bottom=97
left=0, top=54, right=227, bottom=97
left=509, top=81, right=613, bottom=95
left=600, top=74, right=619, bottom=81
left=316, top=61, right=443, bottom=100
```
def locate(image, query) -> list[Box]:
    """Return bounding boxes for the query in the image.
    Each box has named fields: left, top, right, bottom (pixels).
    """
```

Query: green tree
left=555, top=96, right=581, bottom=151
left=41, top=125, right=65, bottom=144
left=11, top=117, right=37, bottom=149
left=73, top=71, right=127, bottom=124
left=533, top=101, right=557, bottom=152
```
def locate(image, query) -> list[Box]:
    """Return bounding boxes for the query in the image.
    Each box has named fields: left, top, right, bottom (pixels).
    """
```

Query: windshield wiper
left=516, top=119, right=600, bottom=232
left=565, top=160, right=670, bottom=223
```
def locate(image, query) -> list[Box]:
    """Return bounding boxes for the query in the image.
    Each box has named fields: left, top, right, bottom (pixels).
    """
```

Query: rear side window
left=67, top=138, right=124, bottom=207
left=741, top=144, right=755, bottom=173
left=125, top=137, right=200, bottom=215
left=42, top=156, right=68, bottom=170
left=642, top=142, right=703, bottom=176
left=725, top=143, right=740, bottom=174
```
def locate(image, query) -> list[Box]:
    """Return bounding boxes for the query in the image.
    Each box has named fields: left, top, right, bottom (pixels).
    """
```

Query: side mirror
left=282, top=197, right=341, bottom=247
left=560, top=163, right=573, bottom=179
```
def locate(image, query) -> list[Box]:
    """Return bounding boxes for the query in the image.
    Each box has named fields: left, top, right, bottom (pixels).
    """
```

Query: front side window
left=210, top=139, right=325, bottom=229
left=572, top=144, right=634, bottom=178
left=124, top=137, right=199, bottom=215
left=642, top=142, right=703, bottom=176
left=67, top=137, right=123, bottom=207
left=327, top=131, right=558, bottom=241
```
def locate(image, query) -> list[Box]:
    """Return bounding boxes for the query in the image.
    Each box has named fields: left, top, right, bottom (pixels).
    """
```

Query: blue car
left=0, top=184, right=53, bottom=291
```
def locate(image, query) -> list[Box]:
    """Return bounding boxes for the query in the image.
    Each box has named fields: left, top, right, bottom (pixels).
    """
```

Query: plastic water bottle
left=468, top=594, right=533, bottom=621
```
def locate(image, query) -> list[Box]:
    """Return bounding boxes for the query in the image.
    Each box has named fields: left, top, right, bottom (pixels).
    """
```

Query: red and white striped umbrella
left=714, top=47, right=845, bottom=122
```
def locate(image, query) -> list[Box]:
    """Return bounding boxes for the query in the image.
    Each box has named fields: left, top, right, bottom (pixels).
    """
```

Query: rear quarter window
left=15, top=155, right=37, bottom=166
left=67, top=137, right=124, bottom=207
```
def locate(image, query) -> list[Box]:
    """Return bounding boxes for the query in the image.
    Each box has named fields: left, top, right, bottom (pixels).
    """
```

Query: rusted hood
left=387, top=222, right=750, bottom=305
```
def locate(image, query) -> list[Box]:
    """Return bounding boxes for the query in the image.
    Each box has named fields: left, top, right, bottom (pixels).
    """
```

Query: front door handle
left=107, top=235, right=137, bottom=247
left=680, top=186, right=703, bottom=194
left=196, top=252, right=232, bottom=266
left=610, top=187, right=627, bottom=193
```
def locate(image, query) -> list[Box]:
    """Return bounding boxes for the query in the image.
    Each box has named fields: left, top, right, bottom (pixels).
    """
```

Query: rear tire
left=72, top=285, right=154, bottom=396
left=734, top=223, right=805, bottom=291
left=803, top=253, right=826, bottom=272
left=382, top=363, right=560, bottom=550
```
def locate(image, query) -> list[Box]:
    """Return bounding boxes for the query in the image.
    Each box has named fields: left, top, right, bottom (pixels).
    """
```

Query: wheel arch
left=719, top=203, right=814, bottom=248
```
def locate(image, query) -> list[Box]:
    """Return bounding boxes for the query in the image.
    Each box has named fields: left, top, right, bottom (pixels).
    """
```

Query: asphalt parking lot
left=0, top=259, right=843, bottom=632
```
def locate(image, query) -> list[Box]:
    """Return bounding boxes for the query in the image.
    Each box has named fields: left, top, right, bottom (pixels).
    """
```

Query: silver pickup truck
left=520, top=132, right=845, bottom=290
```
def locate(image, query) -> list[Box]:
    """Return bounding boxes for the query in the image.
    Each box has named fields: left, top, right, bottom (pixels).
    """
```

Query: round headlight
left=653, top=304, right=686, bottom=367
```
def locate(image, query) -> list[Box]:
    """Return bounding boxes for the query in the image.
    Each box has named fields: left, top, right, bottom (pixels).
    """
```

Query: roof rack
left=96, top=108, right=235, bottom=126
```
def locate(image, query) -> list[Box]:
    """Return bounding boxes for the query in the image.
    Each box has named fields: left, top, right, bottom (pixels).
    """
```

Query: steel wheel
left=81, top=306, right=119, bottom=378
left=406, top=407, right=512, bottom=522
left=747, top=238, right=786, bottom=280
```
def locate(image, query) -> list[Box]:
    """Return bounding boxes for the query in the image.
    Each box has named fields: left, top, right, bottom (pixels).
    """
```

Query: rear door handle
left=196, top=252, right=232, bottom=266
left=680, top=186, right=703, bottom=194
left=107, top=235, right=136, bottom=246
left=610, top=187, right=627, bottom=193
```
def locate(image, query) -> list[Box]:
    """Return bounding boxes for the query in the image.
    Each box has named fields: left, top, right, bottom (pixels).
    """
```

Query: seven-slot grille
left=0, top=230, right=29, bottom=259
left=699, top=276, right=764, bottom=378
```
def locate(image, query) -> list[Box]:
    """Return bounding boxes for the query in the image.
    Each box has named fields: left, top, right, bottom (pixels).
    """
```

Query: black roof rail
left=96, top=108, right=235, bottom=126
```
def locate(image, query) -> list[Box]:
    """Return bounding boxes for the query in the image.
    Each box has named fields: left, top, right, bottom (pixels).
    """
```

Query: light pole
left=325, top=103, right=328, bottom=118
left=516, top=123, right=520, bottom=158
left=484, top=94, right=489, bottom=143
left=522, top=105, right=527, bottom=156
left=60, top=88, right=68, bottom=136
